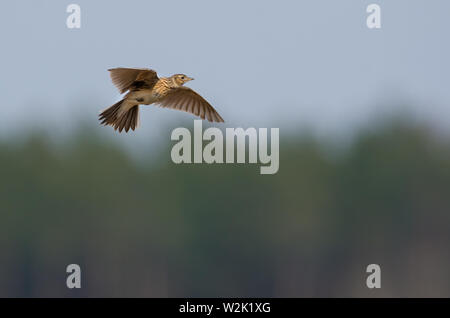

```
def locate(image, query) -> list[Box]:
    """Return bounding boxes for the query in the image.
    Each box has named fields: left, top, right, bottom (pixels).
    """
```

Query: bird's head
left=170, top=74, right=194, bottom=87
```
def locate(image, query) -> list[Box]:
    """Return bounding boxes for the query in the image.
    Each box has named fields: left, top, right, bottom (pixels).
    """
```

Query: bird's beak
left=187, top=77, right=194, bottom=81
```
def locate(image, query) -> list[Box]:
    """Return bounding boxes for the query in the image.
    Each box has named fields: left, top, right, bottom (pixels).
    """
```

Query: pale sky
left=1, top=0, right=449, bottom=143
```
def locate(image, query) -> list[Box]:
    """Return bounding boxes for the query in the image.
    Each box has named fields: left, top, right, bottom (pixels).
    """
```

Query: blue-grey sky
left=1, top=0, right=449, bottom=142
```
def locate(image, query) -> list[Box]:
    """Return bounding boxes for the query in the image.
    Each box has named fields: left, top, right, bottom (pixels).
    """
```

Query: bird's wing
left=108, top=68, right=159, bottom=93
left=156, top=87, right=224, bottom=123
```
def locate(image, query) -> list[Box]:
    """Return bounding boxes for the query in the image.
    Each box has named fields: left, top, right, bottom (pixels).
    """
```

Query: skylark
left=99, top=67, right=224, bottom=132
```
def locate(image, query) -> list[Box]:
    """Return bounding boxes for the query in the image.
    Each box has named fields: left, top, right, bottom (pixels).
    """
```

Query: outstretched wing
left=108, top=68, right=159, bottom=93
left=156, top=87, right=224, bottom=123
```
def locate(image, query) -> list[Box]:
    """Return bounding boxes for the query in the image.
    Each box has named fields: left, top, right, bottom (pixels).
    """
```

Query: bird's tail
left=99, top=100, right=140, bottom=133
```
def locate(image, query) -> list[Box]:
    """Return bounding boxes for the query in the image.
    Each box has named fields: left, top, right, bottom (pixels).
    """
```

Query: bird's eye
left=181, top=76, right=185, bottom=80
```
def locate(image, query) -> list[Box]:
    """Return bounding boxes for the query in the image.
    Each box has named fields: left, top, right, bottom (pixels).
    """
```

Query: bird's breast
left=153, top=81, right=172, bottom=98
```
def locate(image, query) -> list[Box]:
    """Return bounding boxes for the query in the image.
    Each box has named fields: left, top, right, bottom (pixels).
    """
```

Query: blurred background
left=1, top=0, right=450, bottom=297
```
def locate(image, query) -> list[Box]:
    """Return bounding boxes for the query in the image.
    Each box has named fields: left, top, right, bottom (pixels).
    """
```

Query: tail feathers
left=99, top=100, right=139, bottom=133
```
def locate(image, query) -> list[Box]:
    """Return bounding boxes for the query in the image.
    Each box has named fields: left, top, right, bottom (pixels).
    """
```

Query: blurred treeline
left=1, top=117, right=450, bottom=297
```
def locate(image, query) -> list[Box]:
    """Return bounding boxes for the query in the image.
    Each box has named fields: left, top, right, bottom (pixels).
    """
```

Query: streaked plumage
left=99, top=67, right=224, bottom=133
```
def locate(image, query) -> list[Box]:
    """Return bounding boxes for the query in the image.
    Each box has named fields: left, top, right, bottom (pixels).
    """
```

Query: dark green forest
left=1, top=118, right=449, bottom=297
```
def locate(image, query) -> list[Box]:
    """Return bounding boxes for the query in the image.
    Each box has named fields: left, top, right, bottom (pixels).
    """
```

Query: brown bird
left=99, top=67, right=224, bottom=132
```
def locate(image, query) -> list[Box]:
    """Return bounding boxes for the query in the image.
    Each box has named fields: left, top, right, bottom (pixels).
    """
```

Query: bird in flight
left=99, top=67, right=224, bottom=132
